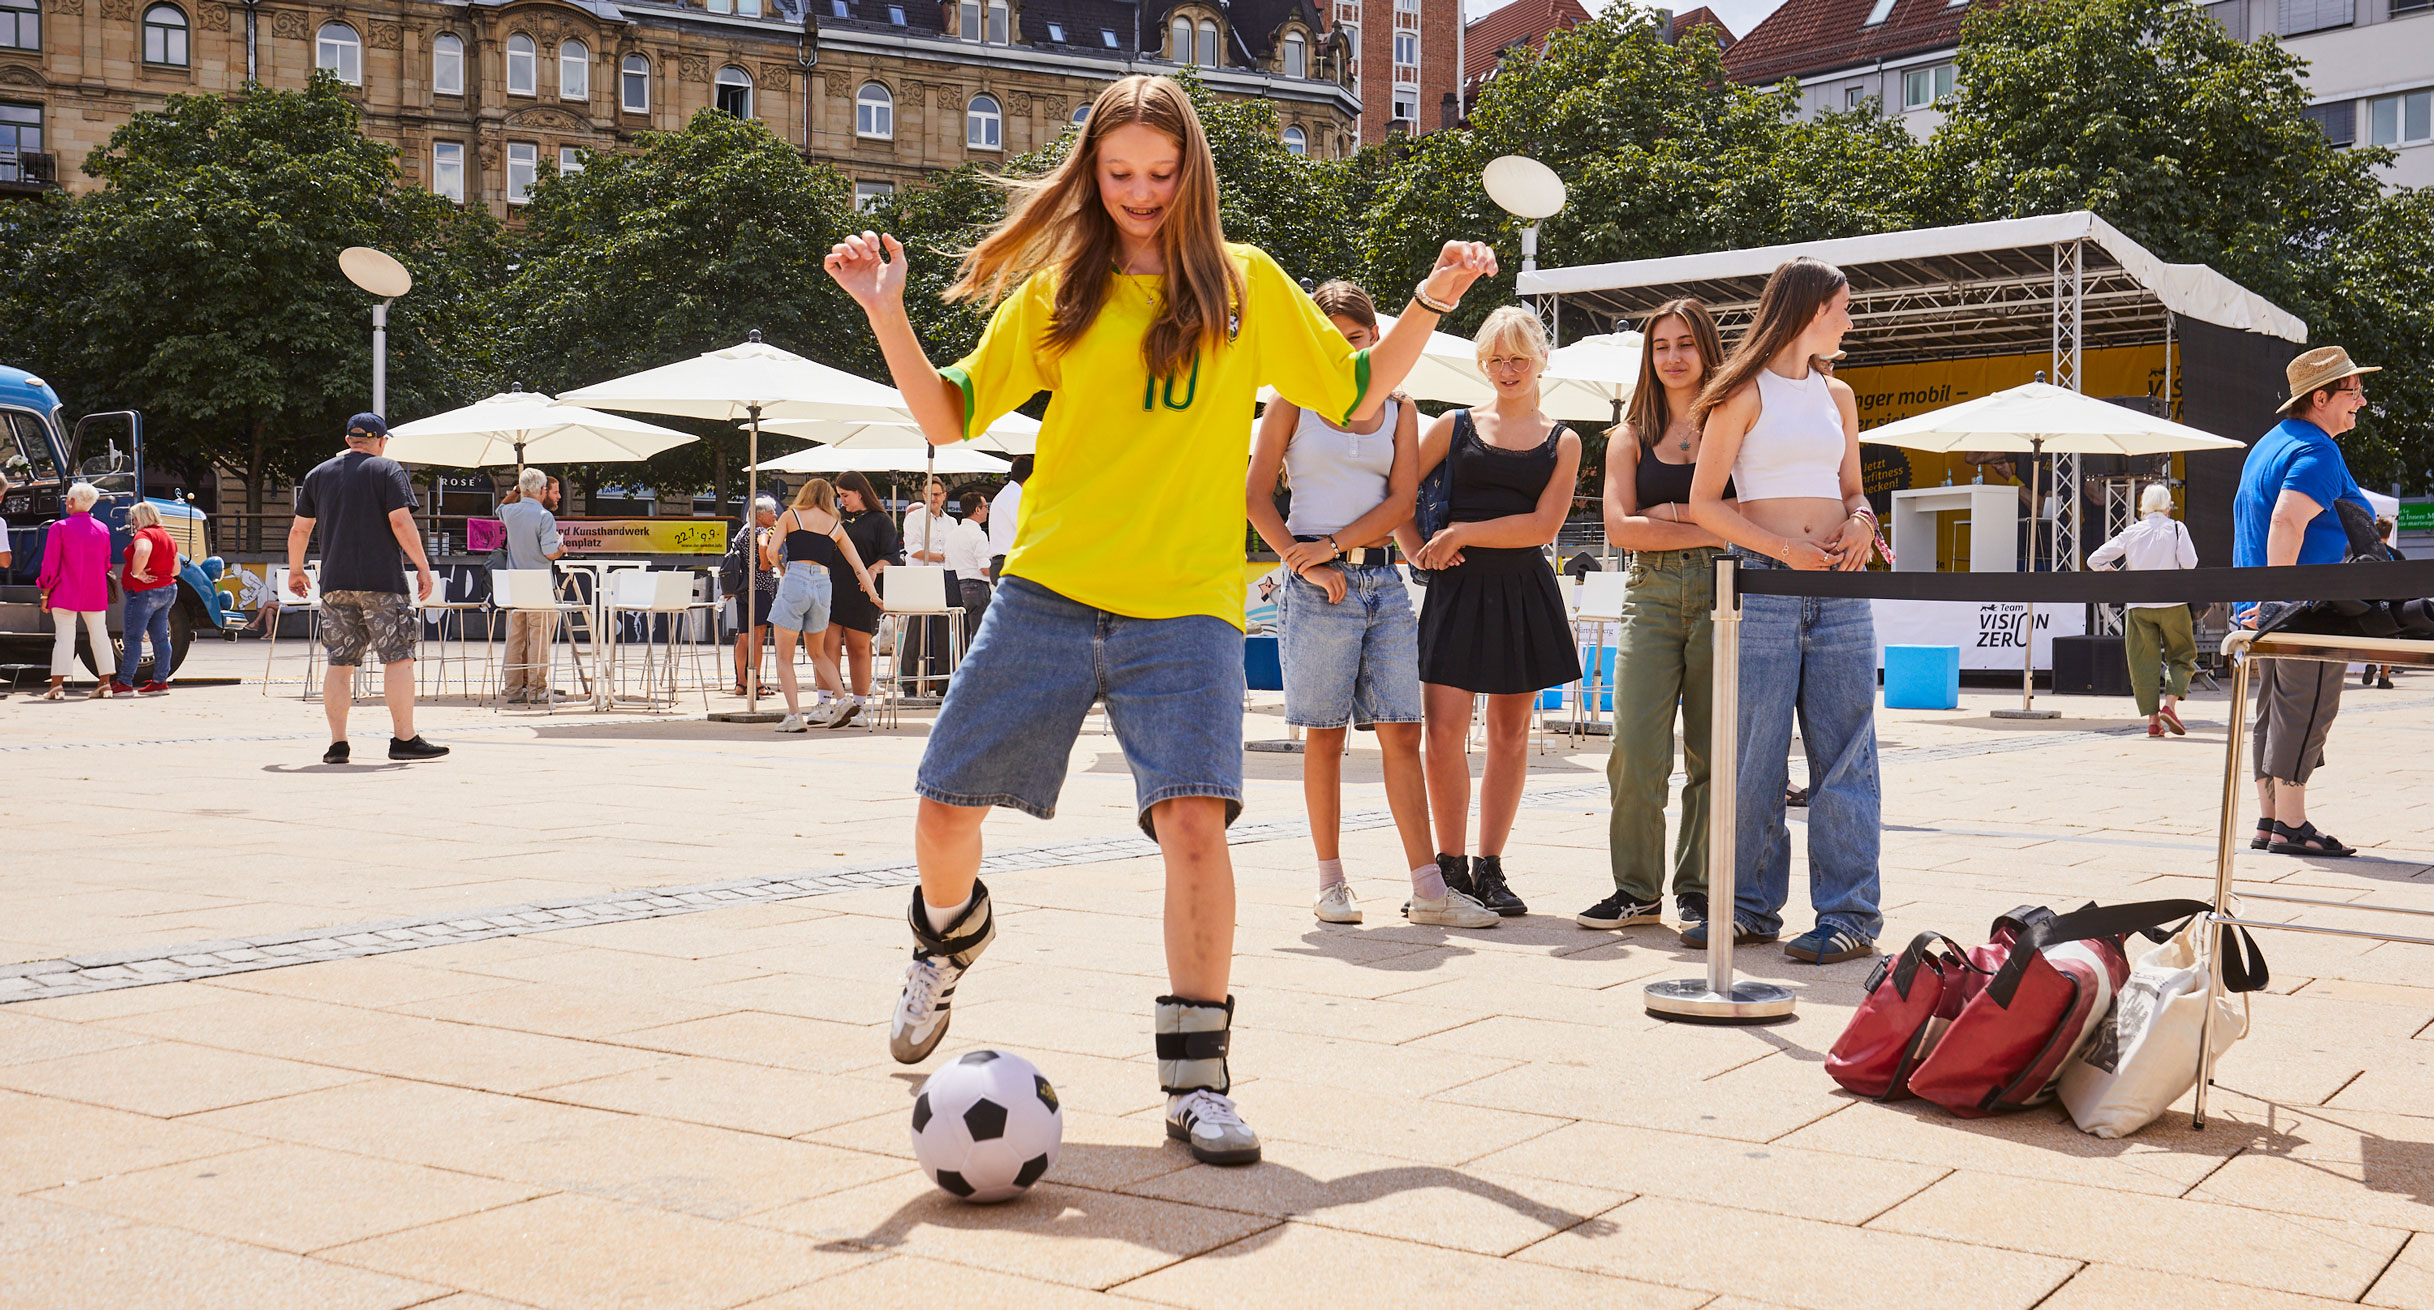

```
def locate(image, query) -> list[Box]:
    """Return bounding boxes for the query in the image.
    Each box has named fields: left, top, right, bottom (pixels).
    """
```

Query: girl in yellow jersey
left=824, top=73, right=1495, bottom=1165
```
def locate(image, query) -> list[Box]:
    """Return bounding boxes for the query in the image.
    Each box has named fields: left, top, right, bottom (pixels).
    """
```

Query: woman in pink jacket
left=38, top=482, right=116, bottom=699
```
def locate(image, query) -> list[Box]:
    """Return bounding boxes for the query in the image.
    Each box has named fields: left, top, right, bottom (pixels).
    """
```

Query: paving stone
left=8, top=1221, right=446, bottom=1310
left=1118, top=1220, right=1710, bottom=1308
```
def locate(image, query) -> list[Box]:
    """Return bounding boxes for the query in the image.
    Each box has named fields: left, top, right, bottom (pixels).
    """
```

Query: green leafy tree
left=498, top=109, right=870, bottom=508
left=0, top=74, right=502, bottom=535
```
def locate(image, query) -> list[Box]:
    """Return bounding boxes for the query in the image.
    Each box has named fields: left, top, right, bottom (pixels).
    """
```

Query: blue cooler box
left=1883, top=644, right=1960, bottom=710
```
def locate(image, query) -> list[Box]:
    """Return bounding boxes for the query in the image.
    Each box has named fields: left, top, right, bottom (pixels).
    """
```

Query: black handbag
left=2255, top=498, right=2434, bottom=639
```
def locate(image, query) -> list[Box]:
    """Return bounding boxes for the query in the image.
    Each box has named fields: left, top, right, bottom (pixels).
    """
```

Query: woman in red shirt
left=115, top=501, right=179, bottom=695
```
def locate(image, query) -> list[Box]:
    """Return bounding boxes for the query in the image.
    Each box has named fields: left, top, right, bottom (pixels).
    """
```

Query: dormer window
left=1101, top=27, right=1117, bottom=45
left=1861, top=0, right=1896, bottom=25
left=1046, top=20, right=1063, bottom=39
left=959, top=0, right=1007, bottom=41
left=1282, top=30, right=1304, bottom=77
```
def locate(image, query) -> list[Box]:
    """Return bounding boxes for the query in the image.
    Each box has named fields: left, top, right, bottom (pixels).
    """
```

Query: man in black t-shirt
left=287, top=413, right=449, bottom=765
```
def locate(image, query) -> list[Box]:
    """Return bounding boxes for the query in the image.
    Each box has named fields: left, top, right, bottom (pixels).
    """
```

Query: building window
left=2277, top=0, right=2354, bottom=35
left=708, top=0, right=731, bottom=13
left=1198, top=18, right=1217, bottom=64
left=715, top=65, right=753, bottom=117
left=432, top=141, right=463, bottom=201
left=506, top=142, right=536, bottom=204
left=1283, top=31, right=1304, bottom=77
left=988, top=0, right=1006, bottom=41
left=1071, top=102, right=1090, bottom=126
left=1171, top=14, right=1191, bottom=58
left=142, top=4, right=187, bottom=65
left=1101, top=27, right=1118, bottom=45
left=505, top=34, right=536, bottom=95
left=959, top=0, right=1002, bottom=40
left=855, top=179, right=894, bottom=210
left=0, top=101, right=37, bottom=182
left=1861, top=0, right=1896, bottom=24
left=432, top=33, right=463, bottom=94
left=1902, top=62, right=1955, bottom=109
left=830, top=0, right=846, bottom=13
left=739, top=0, right=762, bottom=16
left=1392, top=91, right=1417, bottom=122
left=1845, top=83, right=1869, bottom=108
left=889, top=5, right=905, bottom=21
left=1282, top=124, right=1306, bottom=154
left=2366, top=89, right=2432, bottom=145
left=1045, top=20, right=1064, bottom=40
left=621, top=55, right=650, bottom=112
left=560, top=40, right=588, bottom=100
left=2303, top=101, right=2355, bottom=145
left=316, top=23, right=361, bottom=84
left=1393, top=29, right=1417, bottom=78
left=559, top=145, right=583, bottom=175
left=856, top=81, right=893, bottom=138
left=967, top=93, right=1001, bottom=149
left=0, top=0, right=36, bottom=52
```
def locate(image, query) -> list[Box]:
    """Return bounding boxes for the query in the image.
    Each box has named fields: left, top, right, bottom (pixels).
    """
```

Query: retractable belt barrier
left=1725, top=558, right=2434, bottom=606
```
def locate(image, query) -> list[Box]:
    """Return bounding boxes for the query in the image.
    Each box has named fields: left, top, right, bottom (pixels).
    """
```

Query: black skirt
left=1416, top=546, right=1581, bottom=694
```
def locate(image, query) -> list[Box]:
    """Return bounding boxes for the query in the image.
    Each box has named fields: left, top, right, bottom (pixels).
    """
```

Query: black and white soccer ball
left=910, top=1049, right=1063, bottom=1204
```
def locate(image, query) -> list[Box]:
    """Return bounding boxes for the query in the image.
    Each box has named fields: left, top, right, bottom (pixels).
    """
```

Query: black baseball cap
left=347, top=413, right=389, bottom=440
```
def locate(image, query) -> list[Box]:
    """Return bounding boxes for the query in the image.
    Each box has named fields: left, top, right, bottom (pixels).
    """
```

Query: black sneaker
left=1676, top=892, right=1709, bottom=925
left=322, top=740, right=350, bottom=765
left=388, top=735, right=451, bottom=761
left=1469, top=855, right=1527, bottom=917
left=1434, top=852, right=1476, bottom=900
left=1576, top=889, right=1663, bottom=929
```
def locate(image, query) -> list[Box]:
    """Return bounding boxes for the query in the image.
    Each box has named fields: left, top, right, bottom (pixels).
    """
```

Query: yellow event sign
left=558, top=519, right=728, bottom=555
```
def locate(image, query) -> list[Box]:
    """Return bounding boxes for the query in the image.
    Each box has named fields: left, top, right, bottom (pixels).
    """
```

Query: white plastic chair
left=607, top=570, right=715, bottom=712
left=263, top=565, right=323, bottom=700
left=416, top=572, right=485, bottom=702
left=490, top=569, right=588, bottom=713
left=876, top=565, right=963, bottom=728
left=1563, top=569, right=1631, bottom=747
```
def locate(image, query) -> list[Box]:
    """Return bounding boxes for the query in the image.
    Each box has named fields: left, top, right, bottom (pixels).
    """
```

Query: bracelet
left=1411, top=283, right=1457, bottom=315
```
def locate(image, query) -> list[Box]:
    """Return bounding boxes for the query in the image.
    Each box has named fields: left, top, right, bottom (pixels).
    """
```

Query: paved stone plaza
left=3, top=642, right=2431, bottom=1308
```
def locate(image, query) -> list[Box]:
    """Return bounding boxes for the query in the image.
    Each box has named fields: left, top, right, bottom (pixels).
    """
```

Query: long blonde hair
left=947, top=74, right=1238, bottom=383
left=789, top=478, right=837, bottom=517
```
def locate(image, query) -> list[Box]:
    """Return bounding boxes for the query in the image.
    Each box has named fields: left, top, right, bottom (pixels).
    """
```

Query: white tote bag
left=2059, top=912, right=2265, bottom=1139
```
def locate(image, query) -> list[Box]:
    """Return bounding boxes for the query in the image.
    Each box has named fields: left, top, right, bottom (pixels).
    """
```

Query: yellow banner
left=558, top=519, right=728, bottom=555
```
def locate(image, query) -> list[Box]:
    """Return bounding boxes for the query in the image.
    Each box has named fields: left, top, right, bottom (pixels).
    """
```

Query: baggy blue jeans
left=1731, top=562, right=1883, bottom=941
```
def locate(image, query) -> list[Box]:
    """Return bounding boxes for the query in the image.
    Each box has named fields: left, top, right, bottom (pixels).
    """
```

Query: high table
left=2193, top=628, right=2434, bottom=1127
left=550, top=559, right=648, bottom=710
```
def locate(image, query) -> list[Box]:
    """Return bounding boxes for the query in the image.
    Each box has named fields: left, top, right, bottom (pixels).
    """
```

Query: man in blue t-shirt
left=2232, top=347, right=2377, bottom=858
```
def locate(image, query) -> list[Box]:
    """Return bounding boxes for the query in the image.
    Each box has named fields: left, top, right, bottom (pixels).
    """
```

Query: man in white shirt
left=987, top=454, right=1030, bottom=578
left=946, top=490, right=995, bottom=635
left=901, top=478, right=958, bottom=694
left=2087, top=483, right=2199, bottom=737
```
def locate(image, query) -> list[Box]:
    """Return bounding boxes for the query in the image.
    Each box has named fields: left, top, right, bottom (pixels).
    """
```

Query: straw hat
left=2277, top=346, right=2380, bottom=413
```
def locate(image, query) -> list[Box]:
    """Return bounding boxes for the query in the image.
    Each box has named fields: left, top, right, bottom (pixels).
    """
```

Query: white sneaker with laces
left=776, top=713, right=808, bottom=733
left=1166, top=1089, right=1261, bottom=1165
left=1314, top=883, right=1362, bottom=924
left=1405, top=889, right=1501, bottom=929
left=888, top=955, right=966, bottom=1063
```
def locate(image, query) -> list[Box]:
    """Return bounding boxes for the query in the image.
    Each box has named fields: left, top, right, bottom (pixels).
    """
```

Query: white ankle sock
left=1316, top=859, right=1347, bottom=891
left=924, top=893, right=972, bottom=935
left=1411, top=862, right=1447, bottom=900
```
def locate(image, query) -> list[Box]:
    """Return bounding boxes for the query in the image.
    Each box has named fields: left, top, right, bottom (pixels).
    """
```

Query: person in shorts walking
left=1248, top=279, right=1495, bottom=931
left=287, top=413, right=448, bottom=765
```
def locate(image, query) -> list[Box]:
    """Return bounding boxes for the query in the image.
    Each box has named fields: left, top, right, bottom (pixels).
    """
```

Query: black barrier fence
left=1727, top=559, right=2434, bottom=607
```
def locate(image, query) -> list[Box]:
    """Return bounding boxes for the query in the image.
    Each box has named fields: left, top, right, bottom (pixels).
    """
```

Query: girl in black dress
left=823, top=469, right=903, bottom=729
left=1408, top=306, right=1583, bottom=917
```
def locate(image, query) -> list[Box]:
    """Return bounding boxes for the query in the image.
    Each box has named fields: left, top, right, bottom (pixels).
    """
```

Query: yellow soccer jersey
left=939, top=243, right=1370, bottom=628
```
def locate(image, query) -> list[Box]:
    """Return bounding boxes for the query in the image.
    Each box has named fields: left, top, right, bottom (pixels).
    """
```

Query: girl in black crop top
left=763, top=477, right=879, bottom=728
left=1588, top=298, right=1733, bottom=932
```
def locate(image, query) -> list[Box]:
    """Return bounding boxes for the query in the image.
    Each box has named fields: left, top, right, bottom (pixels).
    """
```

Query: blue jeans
left=1277, top=563, right=1423, bottom=729
left=1732, top=558, right=1882, bottom=940
left=122, top=586, right=176, bottom=683
left=916, top=578, right=1245, bottom=838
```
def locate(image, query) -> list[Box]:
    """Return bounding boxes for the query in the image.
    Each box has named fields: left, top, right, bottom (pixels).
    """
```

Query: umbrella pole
left=1994, top=437, right=2060, bottom=720
left=747, top=405, right=762, bottom=713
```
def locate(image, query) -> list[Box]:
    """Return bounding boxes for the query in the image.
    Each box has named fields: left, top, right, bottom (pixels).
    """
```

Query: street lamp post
left=339, top=247, right=414, bottom=416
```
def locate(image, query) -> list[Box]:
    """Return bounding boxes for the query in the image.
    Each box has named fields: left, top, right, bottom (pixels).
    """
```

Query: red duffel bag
left=1829, top=900, right=2211, bottom=1117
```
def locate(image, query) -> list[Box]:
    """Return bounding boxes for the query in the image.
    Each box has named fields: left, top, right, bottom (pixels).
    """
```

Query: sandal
left=2269, top=821, right=2357, bottom=858
left=2251, top=818, right=2275, bottom=851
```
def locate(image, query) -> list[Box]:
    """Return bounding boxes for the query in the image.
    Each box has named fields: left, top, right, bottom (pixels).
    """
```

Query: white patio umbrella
left=555, top=333, right=914, bottom=717
left=383, top=386, right=697, bottom=473
left=1258, top=311, right=1492, bottom=410
left=764, top=444, right=1011, bottom=475
left=1861, top=381, right=2247, bottom=718
left=755, top=412, right=1040, bottom=455
left=1541, top=330, right=1643, bottom=425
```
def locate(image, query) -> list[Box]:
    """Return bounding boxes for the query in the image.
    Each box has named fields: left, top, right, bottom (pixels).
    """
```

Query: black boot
left=1469, top=854, right=1527, bottom=917
left=1435, top=852, right=1476, bottom=900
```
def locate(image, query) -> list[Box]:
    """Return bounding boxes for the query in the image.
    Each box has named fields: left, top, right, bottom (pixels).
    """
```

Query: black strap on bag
left=1983, top=899, right=2268, bottom=1005
left=1869, top=930, right=1986, bottom=999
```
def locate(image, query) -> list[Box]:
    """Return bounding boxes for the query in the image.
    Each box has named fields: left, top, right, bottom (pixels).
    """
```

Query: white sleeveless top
left=1284, top=397, right=1400, bottom=537
left=1731, top=367, right=1845, bottom=501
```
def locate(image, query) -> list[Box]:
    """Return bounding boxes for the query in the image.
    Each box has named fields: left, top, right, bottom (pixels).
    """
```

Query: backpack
left=719, top=530, right=751, bottom=597
left=1827, top=899, right=2225, bottom=1118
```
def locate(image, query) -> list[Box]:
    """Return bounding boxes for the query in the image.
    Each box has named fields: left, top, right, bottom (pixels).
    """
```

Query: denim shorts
left=1277, top=563, right=1423, bottom=729
left=768, top=566, right=832, bottom=633
left=916, top=577, right=1245, bottom=838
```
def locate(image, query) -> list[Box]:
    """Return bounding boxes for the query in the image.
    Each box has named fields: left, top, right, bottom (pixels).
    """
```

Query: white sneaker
left=827, top=699, right=863, bottom=730
left=1166, top=1089, right=1261, bottom=1165
left=1405, top=889, right=1501, bottom=929
left=776, top=713, right=808, bottom=734
left=889, top=955, right=967, bottom=1063
left=1314, top=883, right=1362, bottom=924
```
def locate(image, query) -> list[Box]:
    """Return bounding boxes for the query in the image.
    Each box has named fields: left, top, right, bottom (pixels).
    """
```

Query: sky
left=1462, top=0, right=1789, bottom=41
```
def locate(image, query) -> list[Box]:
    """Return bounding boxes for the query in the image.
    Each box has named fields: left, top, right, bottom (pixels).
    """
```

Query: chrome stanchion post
left=1647, top=554, right=1796, bottom=1023
left=2193, top=633, right=2254, bottom=1129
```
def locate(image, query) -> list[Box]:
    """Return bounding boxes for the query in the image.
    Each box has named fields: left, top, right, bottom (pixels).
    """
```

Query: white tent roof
left=1518, top=211, right=2307, bottom=364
